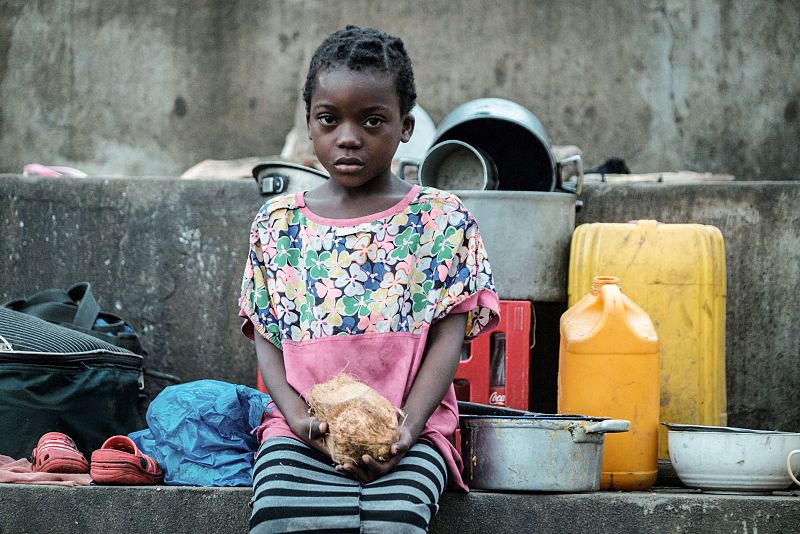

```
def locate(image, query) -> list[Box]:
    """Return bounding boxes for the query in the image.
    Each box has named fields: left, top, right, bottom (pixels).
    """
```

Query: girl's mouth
left=333, top=157, right=364, bottom=173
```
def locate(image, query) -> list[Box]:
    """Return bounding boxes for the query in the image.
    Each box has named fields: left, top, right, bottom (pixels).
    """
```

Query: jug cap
left=591, top=276, right=620, bottom=295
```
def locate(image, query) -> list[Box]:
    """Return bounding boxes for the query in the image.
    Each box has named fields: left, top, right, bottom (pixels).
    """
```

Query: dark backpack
left=0, top=306, right=145, bottom=459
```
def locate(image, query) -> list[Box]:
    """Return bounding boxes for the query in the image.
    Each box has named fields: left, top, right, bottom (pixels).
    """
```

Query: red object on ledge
left=453, top=300, right=533, bottom=411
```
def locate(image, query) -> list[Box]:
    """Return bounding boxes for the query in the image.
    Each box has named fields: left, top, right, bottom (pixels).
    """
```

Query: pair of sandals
left=3, top=282, right=145, bottom=355
left=31, top=432, right=163, bottom=485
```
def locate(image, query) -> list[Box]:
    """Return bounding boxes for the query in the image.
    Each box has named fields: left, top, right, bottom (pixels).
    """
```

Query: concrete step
left=1, top=484, right=798, bottom=533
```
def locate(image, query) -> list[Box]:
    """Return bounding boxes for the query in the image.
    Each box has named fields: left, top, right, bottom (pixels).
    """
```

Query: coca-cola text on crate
left=489, top=332, right=506, bottom=406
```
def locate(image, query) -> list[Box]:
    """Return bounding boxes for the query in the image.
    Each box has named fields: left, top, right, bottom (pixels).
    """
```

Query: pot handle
left=255, top=172, right=287, bottom=196
left=396, top=157, right=421, bottom=183
left=584, top=419, right=630, bottom=434
left=557, top=154, right=584, bottom=195
left=787, top=449, right=800, bottom=486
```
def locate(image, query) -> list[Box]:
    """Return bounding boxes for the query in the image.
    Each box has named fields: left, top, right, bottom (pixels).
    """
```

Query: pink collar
left=296, top=185, right=421, bottom=226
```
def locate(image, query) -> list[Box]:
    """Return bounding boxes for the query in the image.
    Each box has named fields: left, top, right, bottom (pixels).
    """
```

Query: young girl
left=239, top=26, right=499, bottom=533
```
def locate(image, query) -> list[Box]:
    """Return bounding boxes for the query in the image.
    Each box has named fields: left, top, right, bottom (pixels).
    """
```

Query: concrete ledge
left=0, top=484, right=798, bottom=533
left=2, top=176, right=799, bottom=430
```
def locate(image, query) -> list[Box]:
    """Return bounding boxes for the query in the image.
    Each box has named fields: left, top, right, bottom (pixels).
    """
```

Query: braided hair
left=303, top=26, right=417, bottom=116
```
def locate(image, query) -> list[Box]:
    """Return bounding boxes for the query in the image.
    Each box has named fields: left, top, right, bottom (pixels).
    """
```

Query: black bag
left=4, top=282, right=146, bottom=355
left=0, top=307, right=144, bottom=459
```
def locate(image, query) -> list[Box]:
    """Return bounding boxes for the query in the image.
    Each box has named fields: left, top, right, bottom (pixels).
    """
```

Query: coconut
left=308, top=374, right=400, bottom=465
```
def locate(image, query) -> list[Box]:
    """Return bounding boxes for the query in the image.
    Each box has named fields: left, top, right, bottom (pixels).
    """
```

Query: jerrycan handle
left=591, top=275, right=622, bottom=310
left=592, top=276, right=626, bottom=330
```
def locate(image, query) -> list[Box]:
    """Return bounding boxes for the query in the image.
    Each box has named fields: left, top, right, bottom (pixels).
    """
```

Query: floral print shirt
left=239, top=185, right=500, bottom=490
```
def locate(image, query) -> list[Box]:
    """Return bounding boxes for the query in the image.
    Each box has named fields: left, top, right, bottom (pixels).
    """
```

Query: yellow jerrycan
left=558, top=276, right=659, bottom=491
left=568, top=220, right=726, bottom=459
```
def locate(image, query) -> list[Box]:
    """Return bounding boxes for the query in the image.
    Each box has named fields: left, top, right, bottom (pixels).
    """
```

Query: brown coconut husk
left=308, top=374, right=401, bottom=465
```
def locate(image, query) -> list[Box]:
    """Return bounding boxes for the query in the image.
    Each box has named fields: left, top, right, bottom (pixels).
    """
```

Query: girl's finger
left=361, top=455, right=380, bottom=471
left=308, top=418, right=327, bottom=439
left=390, top=440, right=409, bottom=456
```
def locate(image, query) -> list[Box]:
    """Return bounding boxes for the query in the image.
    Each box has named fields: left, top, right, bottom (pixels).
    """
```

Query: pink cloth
left=0, top=455, right=92, bottom=486
left=256, top=328, right=465, bottom=485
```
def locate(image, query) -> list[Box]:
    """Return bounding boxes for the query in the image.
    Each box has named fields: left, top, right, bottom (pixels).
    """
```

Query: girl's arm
left=338, top=311, right=468, bottom=483
left=254, top=333, right=329, bottom=454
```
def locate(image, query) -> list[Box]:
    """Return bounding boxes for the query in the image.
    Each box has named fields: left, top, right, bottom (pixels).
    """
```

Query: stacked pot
left=405, top=98, right=583, bottom=302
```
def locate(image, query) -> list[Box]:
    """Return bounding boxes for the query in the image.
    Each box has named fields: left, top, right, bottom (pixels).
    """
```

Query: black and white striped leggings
left=250, top=437, right=447, bottom=533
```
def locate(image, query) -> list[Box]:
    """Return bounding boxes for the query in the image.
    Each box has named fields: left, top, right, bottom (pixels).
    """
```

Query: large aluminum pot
left=460, top=415, right=629, bottom=492
left=433, top=98, right=582, bottom=193
left=456, top=190, right=576, bottom=302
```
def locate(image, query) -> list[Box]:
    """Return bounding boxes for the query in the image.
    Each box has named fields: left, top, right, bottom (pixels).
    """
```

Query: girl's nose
left=336, top=122, right=362, bottom=148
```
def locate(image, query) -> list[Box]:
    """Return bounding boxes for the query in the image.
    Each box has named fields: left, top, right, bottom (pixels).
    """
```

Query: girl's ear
left=400, top=113, right=415, bottom=143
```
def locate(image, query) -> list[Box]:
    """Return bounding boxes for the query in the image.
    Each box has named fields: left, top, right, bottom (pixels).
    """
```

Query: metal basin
left=665, top=423, right=800, bottom=493
left=460, top=415, right=629, bottom=492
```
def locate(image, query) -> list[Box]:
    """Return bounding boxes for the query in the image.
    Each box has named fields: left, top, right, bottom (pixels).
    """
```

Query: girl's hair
left=303, top=25, right=417, bottom=116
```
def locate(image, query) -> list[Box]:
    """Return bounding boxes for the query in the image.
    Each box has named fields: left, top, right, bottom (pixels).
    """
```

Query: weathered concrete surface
left=1, top=176, right=798, bottom=432
left=0, top=175, right=263, bottom=405
left=1, top=1, right=799, bottom=180
left=0, top=484, right=797, bottom=534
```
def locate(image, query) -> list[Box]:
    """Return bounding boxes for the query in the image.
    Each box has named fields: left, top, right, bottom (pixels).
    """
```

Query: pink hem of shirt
left=296, top=185, right=421, bottom=226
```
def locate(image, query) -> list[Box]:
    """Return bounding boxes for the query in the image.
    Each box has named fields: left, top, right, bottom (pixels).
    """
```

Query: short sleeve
left=432, top=209, right=500, bottom=339
left=238, top=215, right=283, bottom=350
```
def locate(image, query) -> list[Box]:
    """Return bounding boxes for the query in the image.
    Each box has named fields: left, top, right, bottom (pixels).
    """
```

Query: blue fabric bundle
left=130, top=379, right=270, bottom=486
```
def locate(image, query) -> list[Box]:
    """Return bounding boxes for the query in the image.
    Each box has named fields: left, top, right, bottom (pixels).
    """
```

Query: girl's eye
left=364, top=116, right=385, bottom=128
left=318, top=114, right=336, bottom=126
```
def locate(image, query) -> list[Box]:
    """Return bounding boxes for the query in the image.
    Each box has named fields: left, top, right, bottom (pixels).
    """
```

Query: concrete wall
left=1, top=0, right=799, bottom=179
left=1, top=176, right=797, bottom=432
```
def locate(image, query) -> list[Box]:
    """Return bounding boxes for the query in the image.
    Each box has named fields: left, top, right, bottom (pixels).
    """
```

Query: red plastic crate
left=453, top=300, right=533, bottom=410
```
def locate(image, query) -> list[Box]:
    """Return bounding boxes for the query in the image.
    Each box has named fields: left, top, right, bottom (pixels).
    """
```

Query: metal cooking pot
left=417, top=140, right=499, bottom=191
left=252, top=161, right=328, bottom=196
left=432, top=98, right=583, bottom=193
left=460, top=415, right=629, bottom=492
left=455, top=190, right=576, bottom=302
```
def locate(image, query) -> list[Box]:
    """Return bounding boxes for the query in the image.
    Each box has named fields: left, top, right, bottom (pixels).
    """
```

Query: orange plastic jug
left=558, top=276, right=659, bottom=491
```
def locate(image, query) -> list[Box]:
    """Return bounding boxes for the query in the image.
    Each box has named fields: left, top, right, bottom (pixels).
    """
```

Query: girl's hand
left=336, top=425, right=414, bottom=484
left=253, top=334, right=333, bottom=458
left=290, top=415, right=331, bottom=457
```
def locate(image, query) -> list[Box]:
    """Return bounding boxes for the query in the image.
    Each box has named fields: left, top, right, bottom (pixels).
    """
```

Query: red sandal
left=31, top=432, right=90, bottom=474
left=90, top=435, right=163, bottom=485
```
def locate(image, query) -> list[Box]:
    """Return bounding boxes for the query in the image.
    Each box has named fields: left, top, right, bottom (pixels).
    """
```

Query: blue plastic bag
left=129, top=380, right=270, bottom=486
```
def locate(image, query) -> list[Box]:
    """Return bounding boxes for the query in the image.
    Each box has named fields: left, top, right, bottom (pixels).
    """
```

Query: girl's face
left=308, top=67, right=414, bottom=190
